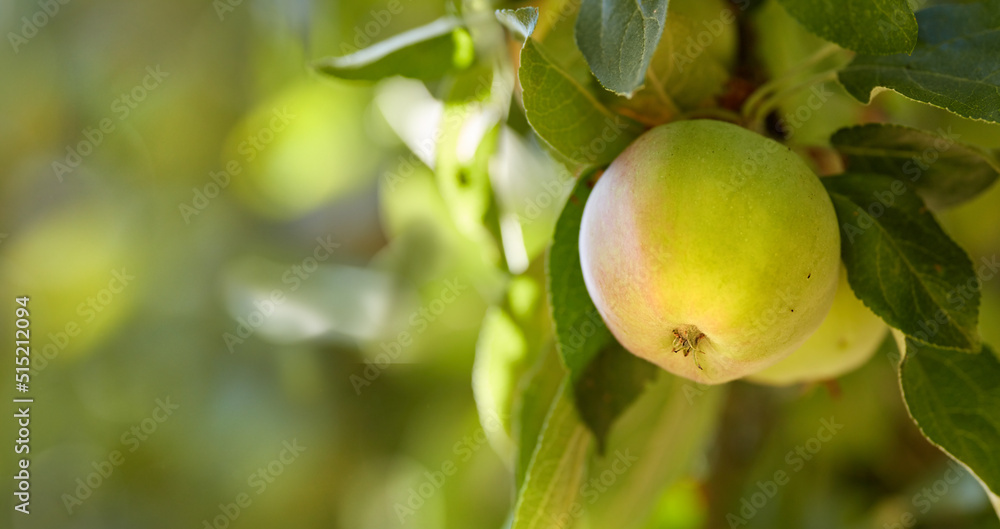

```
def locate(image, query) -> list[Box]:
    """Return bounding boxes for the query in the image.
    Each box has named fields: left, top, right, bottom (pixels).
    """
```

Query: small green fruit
left=669, top=0, right=737, bottom=70
left=579, top=120, right=840, bottom=384
left=748, top=270, right=887, bottom=386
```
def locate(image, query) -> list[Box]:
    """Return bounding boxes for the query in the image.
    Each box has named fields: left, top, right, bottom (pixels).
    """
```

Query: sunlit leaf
left=473, top=307, right=529, bottom=462
left=496, top=7, right=539, bottom=40
left=519, top=39, right=642, bottom=166
left=514, top=345, right=566, bottom=489
left=511, top=379, right=592, bottom=529
left=314, top=17, right=474, bottom=81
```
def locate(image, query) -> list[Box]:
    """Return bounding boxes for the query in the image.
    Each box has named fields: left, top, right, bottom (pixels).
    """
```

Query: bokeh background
left=0, top=0, right=998, bottom=528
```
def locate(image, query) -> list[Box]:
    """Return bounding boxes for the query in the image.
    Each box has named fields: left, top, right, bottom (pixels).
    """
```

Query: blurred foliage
left=0, top=0, right=998, bottom=528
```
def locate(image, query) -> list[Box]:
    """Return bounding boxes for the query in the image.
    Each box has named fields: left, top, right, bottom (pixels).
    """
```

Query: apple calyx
left=671, top=325, right=708, bottom=370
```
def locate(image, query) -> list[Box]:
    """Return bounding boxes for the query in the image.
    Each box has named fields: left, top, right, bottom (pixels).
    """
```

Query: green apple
left=669, top=0, right=737, bottom=71
left=748, top=269, right=887, bottom=386
left=656, top=4, right=735, bottom=110
left=579, top=120, right=840, bottom=384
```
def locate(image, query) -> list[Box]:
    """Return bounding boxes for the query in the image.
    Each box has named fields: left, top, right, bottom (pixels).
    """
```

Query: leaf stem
left=645, top=66, right=681, bottom=118
left=740, top=43, right=842, bottom=119
left=749, top=70, right=838, bottom=131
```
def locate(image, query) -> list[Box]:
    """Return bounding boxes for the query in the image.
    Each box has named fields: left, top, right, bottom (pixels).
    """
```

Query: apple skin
left=579, top=120, right=840, bottom=384
left=747, top=269, right=887, bottom=386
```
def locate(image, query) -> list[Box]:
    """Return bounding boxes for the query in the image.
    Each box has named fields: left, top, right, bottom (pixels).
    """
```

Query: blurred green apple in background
left=748, top=269, right=887, bottom=386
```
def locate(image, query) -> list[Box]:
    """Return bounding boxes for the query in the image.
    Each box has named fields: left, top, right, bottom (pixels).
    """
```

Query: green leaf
left=838, top=2, right=1000, bottom=123
left=472, top=307, right=529, bottom=460
left=435, top=83, right=502, bottom=232
left=776, top=0, right=916, bottom=55
left=511, top=379, right=592, bottom=529
left=573, top=342, right=658, bottom=454
left=609, top=8, right=733, bottom=120
left=547, top=174, right=614, bottom=377
left=574, top=0, right=668, bottom=96
left=823, top=173, right=981, bottom=352
left=875, top=330, right=903, bottom=365
left=587, top=376, right=727, bottom=529
left=900, top=340, right=1000, bottom=502
left=314, top=17, right=474, bottom=81
left=531, top=0, right=594, bottom=87
left=496, top=7, right=539, bottom=40
left=831, top=123, right=1000, bottom=210
left=547, top=174, right=655, bottom=449
left=514, top=344, right=567, bottom=490
left=519, top=39, right=642, bottom=166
